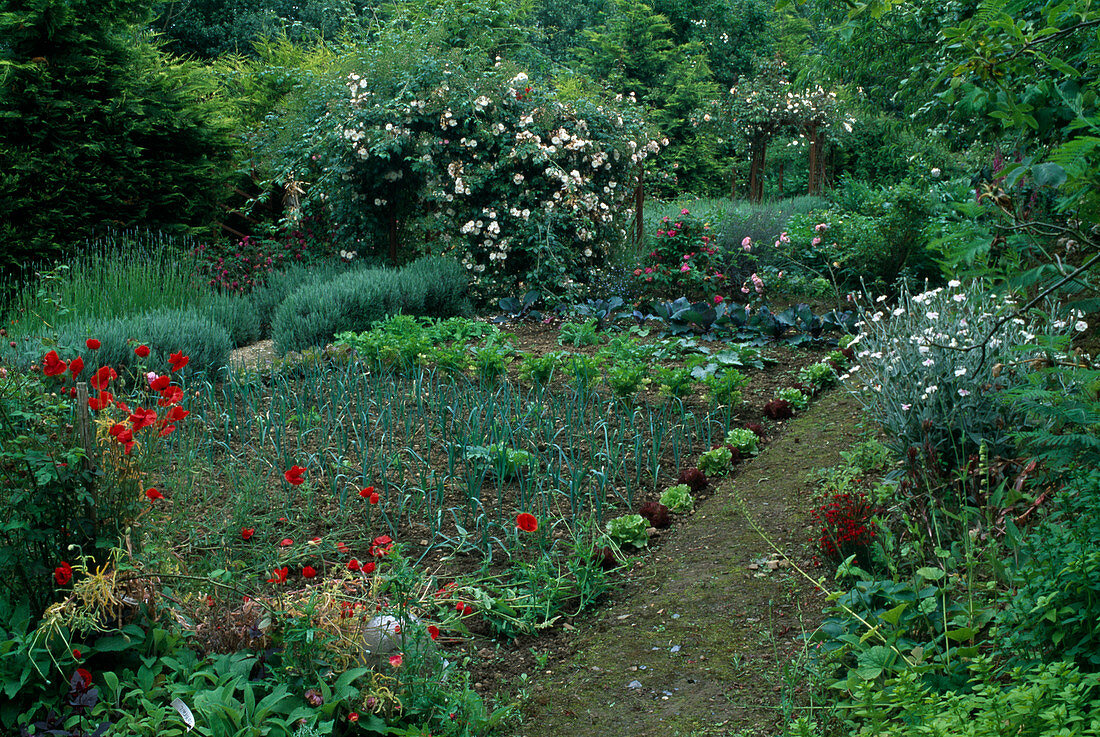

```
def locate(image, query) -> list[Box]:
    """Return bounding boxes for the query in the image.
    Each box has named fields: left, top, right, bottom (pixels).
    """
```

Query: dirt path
left=513, top=390, right=863, bottom=737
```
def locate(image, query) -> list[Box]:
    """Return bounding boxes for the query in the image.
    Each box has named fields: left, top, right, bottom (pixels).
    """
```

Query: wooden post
left=634, top=164, right=645, bottom=249
left=75, top=381, right=95, bottom=471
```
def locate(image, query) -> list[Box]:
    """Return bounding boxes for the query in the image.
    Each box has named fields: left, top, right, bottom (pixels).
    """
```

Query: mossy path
left=513, top=390, right=864, bottom=736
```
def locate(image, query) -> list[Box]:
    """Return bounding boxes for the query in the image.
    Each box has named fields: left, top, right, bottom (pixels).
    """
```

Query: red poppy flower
left=167, top=405, right=189, bottom=421
left=348, top=713, right=359, bottom=723
left=284, top=465, right=306, bottom=485
left=241, top=528, right=255, bottom=540
left=54, top=561, right=73, bottom=586
left=373, top=535, right=393, bottom=551
left=159, top=386, right=184, bottom=407
left=115, top=428, right=133, bottom=444
left=158, top=424, right=176, bottom=438
left=150, top=375, right=170, bottom=391
left=69, top=356, right=84, bottom=377
left=129, top=407, right=157, bottom=431
left=516, top=512, right=538, bottom=533
left=145, top=488, right=164, bottom=500
left=72, top=648, right=82, bottom=660
left=134, top=345, right=150, bottom=358
left=88, top=391, right=114, bottom=411
left=363, top=561, right=376, bottom=575
left=267, top=566, right=289, bottom=583
left=347, top=558, right=361, bottom=572
left=90, top=366, right=117, bottom=391
left=42, top=350, right=67, bottom=377
left=279, top=538, right=293, bottom=547
left=455, top=602, right=474, bottom=616
left=169, top=350, right=189, bottom=373
left=388, top=653, right=403, bottom=668
left=85, top=339, right=101, bottom=350
left=428, top=625, right=440, bottom=641
left=302, top=565, right=317, bottom=578
left=337, top=541, right=349, bottom=553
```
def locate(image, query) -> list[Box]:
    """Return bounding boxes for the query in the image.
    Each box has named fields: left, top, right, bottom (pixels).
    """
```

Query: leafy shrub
left=632, top=208, right=735, bottom=298
left=250, top=260, right=362, bottom=337
left=996, top=470, right=1100, bottom=668
left=605, top=514, right=648, bottom=548
left=845, top=658, right=1100, bottom=737
left=272, top=257, right=470, bottom=353
left=261, top=45, right=657, bottom=301
left=659, top=484, right=695, bottom=513
left=209, top=292, right=261, bottom=348
left=843, top=279, right=1080, bottom=478
left=30, top=309, right=233, bottom=378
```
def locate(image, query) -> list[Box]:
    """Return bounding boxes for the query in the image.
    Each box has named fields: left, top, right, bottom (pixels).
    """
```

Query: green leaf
left=879, top=602, right=909, bottom=627
left=945, top=627, right=976, bottom=642
left=916, top=566, right=945, bottom=581
left=1032, top=162, right=1067, bottom=188
left=855, top=645, right=896, bottom=681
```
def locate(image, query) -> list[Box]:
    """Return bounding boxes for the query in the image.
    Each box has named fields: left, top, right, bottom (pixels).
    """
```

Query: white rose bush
left=262, top=49, right=659, bottom=301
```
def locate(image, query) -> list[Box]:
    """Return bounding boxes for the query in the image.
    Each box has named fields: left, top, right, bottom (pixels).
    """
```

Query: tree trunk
left=388, top=210, right=398, bottom=264
left=807, top=122, right=819, bottom=196
left=749, top=138, right=767, bottom=203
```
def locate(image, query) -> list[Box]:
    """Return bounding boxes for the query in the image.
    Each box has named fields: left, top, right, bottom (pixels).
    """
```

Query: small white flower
left=901, top=403, right=911, bottom=410
left=1076, top=320, right=1089, bottom=332
left=948, top=279, right=961, bottom=288
left=958, top=389, right=970, bottom=397
left=923, top=358, right=935, bottom=367
left=926, top=385, right=938, bottom=394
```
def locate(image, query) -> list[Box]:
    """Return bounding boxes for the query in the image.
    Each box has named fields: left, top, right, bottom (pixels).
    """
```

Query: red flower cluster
left=810, top=491, right=878, bottom=566
left=284, top=465, right=307, bottom=486
left=359, top=485, right=379, bottom=504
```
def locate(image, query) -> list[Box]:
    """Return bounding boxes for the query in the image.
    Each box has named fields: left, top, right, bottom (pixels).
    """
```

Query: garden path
left=510, top=390, right=864, bottom=736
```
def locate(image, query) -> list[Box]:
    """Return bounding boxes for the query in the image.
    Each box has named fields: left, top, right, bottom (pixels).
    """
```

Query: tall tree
left=0, top=0, right=241, bottom=276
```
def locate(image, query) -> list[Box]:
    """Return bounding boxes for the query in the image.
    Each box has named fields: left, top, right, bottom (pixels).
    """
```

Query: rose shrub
left=258, top=45, right=660, bottom=302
